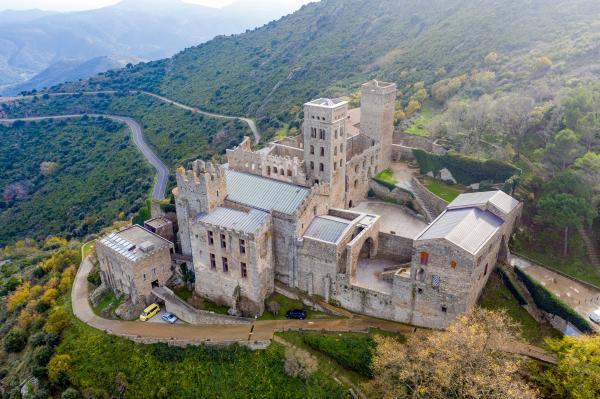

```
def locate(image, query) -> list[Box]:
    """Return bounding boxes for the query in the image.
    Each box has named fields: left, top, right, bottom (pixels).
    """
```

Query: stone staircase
left=577, top=225, right=600, bottom=271
left=402, top=179, right=437, bottom=222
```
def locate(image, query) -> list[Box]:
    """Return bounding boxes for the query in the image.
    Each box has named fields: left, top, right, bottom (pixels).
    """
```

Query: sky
left=0, top=0, right=284, bottom=12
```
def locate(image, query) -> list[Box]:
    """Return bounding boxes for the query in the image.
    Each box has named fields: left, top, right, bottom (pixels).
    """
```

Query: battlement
left=361, top=80, right=397, bottom=95
left=177, top=160, right=225, bottom=185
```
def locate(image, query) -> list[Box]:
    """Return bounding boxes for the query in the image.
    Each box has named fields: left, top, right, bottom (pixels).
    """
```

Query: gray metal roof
left=417, top=208, right=503, bottom=254
left=199, top=207, right=269, bottom=234
left=304, top=216, right=351, bottom=243
left=225, top=170, right=310, bottom=215
left=448, top=191, right=519, bottom=215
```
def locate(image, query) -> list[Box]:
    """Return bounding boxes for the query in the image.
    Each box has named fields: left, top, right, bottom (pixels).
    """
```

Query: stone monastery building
left=166, top=80, right=522, bottom=328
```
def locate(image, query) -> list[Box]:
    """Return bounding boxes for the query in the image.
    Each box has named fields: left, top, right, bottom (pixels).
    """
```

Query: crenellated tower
left=360, top=80, right=397, bottom=170
left=303, top=98, right=348, bottom=208
left=173, top=160, right=227, bottom=256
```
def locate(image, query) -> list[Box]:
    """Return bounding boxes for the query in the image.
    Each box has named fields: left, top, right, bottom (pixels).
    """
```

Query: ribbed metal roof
left=225, top=170, right=310, bottom=215
left=448, top=191, right=519, bottom=215
left=304, top=217, right=350, bottom=243
left=199, top=207, right=269, bottom=234
left=417, top=208, right=503, bottom=254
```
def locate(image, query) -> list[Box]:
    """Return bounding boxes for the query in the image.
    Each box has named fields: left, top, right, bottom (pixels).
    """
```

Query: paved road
left=0, top=90, right=261, bottom=143
left=0, top=114, right=168, bottom=199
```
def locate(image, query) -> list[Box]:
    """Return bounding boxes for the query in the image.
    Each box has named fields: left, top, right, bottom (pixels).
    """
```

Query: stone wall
left=391, top=144, right=415, bottom=161
left=393, top=132, right=447, bottom=155
left=154, top=287, right=251, bottom=325
left=411, top=177, right=449, bottom=219
left=191, top=212, right=273, bottom=316
left=332, top=277, right=396, bottom=320
left=377, top=232, right=414, bottom=262
left=345, top=141, right=380, bottom=208
left=368, top=179, right=413, bottom=205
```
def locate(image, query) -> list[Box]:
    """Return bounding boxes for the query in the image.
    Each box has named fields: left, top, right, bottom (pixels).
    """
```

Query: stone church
left=172, top=80, right=522, bottom=328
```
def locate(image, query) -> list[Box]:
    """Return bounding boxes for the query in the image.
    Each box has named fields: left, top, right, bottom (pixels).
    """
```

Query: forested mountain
left=55, top=0, right=600, bottom=131
left=0, top=0, right=308, bottom=94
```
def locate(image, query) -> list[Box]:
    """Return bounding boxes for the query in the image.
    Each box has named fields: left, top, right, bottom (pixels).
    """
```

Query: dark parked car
left=285, top=309, right=307, bottom=320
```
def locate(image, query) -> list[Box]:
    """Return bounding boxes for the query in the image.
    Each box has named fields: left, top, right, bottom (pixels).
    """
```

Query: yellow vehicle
left=139, top=303, right=160, bottom=321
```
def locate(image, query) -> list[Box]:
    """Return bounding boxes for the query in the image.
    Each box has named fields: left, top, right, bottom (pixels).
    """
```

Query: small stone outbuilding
left=96, top=225, right=174, bottom=305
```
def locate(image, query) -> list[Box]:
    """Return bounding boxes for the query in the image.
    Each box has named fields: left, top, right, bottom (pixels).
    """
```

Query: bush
left=515, top=267, right=593, bottom=333
left=283, top=346, right=318, bottom=379
left=302, top=332, right=375, bottom=377
left=44, top=308, right=69, bottom=335
left=87, top=269, right=101, bottom=287
left=33, top=345, right=55, bottom=367
left=413, top=149, right=520, bottom=185
left=4, top=328, right=28, bottom=353
left=29, top=331, right=47, bottom=347
left=48, top=354, right=72, bottom=384
left=62, top=388, right=81, bottom=399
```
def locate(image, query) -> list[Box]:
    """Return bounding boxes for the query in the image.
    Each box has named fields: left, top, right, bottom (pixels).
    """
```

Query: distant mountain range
left=0, top=0, right=310, bottom=94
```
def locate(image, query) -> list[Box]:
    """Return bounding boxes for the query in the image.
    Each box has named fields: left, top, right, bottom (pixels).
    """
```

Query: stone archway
left=359, top=237, right=374, bottom=259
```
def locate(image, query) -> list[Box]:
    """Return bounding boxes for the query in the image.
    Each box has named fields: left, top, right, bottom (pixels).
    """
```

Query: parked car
left=139, top=303, right=160, bottom=321
left=285, top=309, right=307, bottom=320
left=161, top=312, right=178, bottom=324
left=589, top=308, right=600, bottom=324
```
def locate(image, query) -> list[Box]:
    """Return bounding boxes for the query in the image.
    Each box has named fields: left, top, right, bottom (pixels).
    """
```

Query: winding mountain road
left=0, top=90, right=261, bottom=143
left=0, top=114, right=169, bottom=199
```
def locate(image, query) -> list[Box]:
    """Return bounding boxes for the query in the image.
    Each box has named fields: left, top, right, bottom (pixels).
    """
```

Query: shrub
left=515, top=267, right=593, bottom=333
left=498, top=269, right=527, bottom=306
left=283, top=346, right=318, bottom=379
left=33, top=345, right=55, bottom=367
left=44, top=308, right=69, bottom=335
left=87, top=269, right=101, bottom=287
left=4, top=328, right=28, bottom=353
left=302, top=332, right=375, bottom=377
left=62, top=388, right=81, bottom=399
left=48, top=354, right=72, bottom=384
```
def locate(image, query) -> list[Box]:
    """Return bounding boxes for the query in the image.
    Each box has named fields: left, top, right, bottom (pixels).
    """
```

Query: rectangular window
left=210, top=253, right=216, bottom=270
left=222, top=257, right=229, bottom=273
left=420, top=252, right=429, bottom=265
left=320, top=147, right=325, bottom=156
left=241, top=262, right=247, bottom=278
left=319, top=163, right=324, bottom=172
left=220, top=234, right=227, bottom=249
left=208, top=231, right=214, bottom=245
left=239, top=239, right=246, bottom=254
left=451, top=261, right=457, bottom=269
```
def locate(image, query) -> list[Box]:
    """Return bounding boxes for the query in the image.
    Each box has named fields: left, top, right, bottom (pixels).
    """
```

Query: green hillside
left=0, top=118, right=152, bottom=245
left=52, top=0, right=600, bottom=136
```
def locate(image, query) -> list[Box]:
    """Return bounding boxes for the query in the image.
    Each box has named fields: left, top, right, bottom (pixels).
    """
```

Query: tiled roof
left=225, top=170, right=310, bottom=215
left=199, top=207, right=269, bottom=234
left=417, top=208, right=503, bottom=254
left=448, top=191, right=519, bottom=215
left=304, top=216, right=351, bottom=243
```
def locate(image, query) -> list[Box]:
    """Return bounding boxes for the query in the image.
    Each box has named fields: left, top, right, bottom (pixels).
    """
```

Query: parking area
left=145, top=307, right=184, bottom=325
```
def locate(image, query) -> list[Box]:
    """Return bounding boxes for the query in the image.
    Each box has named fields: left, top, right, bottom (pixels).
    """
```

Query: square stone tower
left=360, top=80, right=397, bottom=170
left=173, top=160, right=227, bottom=256
left=303, top=98, right=348, bottom=207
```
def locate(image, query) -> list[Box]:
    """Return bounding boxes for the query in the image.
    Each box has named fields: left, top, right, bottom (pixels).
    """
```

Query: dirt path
left=0, top=114, right=169, bottom=200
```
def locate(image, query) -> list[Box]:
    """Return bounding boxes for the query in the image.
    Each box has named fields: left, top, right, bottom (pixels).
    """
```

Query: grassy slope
left=1, top=93, right=248, bottom=171
left=0, top=118, right=152, bottom=245
left=58, top=319, right=345, bottom=398
left=479, top=271, right=561, bottom=345
left=422, top=177, right=462, bottom=202
left=52, top=0, right=600, bottom=136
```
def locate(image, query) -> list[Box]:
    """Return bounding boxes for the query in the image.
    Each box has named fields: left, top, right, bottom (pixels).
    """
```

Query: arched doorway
left=348, top=200, right=354, bottom=208
left=359, top=238, right=373, bottom=259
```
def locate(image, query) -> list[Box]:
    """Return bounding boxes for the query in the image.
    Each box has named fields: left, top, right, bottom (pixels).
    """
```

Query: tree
left=574, top=152, right=600, bottom=195
left=44, top=308, right=70, bottom=335
left=576, top=112, right=600, bottom=151
left=538, top=129, right=583, bottom=172
left=536, top=193, right=597, bottom=256
left=533, top=335, right=600, bottom=399
left=4, top=328, right=28, bottom=353
left=405, top=99, right=421, bottom=117
left=48, top=354, right=72, bottom=384
left=366, top=308, right=537, bottom=399
left=484, top=51, right=498, bottom=64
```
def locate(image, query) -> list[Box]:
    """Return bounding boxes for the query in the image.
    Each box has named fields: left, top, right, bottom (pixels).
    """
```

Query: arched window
left=340, top=143, right=344, bottom=152
left=267, top=166, right=271, bottom=175
left=451, top=261, right=457, bottom=269
left=280, top=168, right=285, bottom=175
left=287, top=170, right=292, bottom=177
left=420, top=252, right=429, bottom=265
left=320, top=147, right=325, bottom=156
left=310, top=161, right=314, bottom=170
left=354, top=179, right=358, bottom=188
left=319, top=163, right=324, bottom=172
left=310, top=145, right=314, bottom=155
left=334, top=147, right=337, bottom=156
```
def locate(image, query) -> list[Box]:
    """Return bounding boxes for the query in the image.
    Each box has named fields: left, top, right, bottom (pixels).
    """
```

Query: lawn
left=479, top=271, right=560, bottom=345
left=81, top=240, right=96, bottom=259
left=373, top=169, right=398, bottom=189
left=405, top=107, right=434, bottom=136
left=423, top=177, right=462, bottom=202
left=174, top=286, right=230, bottom=315
left=259, top=293, right=332, bottom=320
left=57, top=319, right=346, bottom=398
